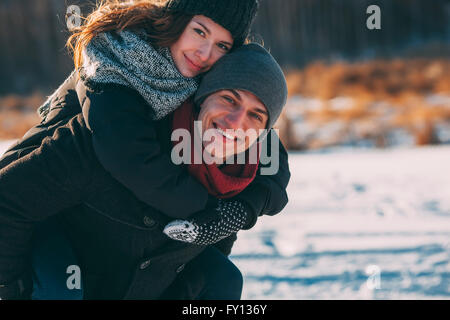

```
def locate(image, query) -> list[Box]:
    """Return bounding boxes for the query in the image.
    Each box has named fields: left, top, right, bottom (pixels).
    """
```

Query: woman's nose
left=195, top=42, right=213, bottom=62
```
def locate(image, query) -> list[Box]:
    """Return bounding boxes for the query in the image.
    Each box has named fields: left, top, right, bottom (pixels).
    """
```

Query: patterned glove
left=163, top=199, right=251, bottom=245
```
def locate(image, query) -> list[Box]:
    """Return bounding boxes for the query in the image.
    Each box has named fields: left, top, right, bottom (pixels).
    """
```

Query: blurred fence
left=0, top=0, right=449, bottom=95
left=253, top=0, right=450, bottom=68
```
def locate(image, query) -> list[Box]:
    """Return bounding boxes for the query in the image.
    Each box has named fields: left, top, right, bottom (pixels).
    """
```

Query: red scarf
left=172, top=99, right=261, bottom=199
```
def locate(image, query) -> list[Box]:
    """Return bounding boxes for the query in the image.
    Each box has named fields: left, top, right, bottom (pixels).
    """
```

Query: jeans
left=31, top=217, right=83, bottom=300
left=31, top=218, right=243, bottom=300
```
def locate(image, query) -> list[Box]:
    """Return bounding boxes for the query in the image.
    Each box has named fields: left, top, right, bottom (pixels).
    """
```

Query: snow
left=0, top=140, right=15, bottom=156
left=1, top=140, right=449, bottom=299
left=230, top=145, right=450, bottom=299
left=284, top=94, right=450, bottom=149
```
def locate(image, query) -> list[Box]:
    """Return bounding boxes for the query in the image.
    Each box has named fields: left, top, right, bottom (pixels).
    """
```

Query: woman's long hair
left=67, top=0, right=193, bottom=71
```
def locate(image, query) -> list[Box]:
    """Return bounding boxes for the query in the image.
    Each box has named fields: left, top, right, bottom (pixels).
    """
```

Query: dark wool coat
left=0, top=73, right=291, bottom=299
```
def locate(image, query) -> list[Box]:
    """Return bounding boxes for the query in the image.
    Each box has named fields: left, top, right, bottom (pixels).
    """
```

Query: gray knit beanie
left=165, top=0, right=259, bottom=47
left=194, top=43, right=288, bottom=130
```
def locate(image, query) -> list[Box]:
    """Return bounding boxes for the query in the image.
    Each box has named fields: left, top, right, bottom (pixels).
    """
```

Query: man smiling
left=194, top=43, right=285, bottom=167
left=197, top=88, right=268, bottom=162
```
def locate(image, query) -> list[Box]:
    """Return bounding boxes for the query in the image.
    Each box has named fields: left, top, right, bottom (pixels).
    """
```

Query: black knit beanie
left=194, top=43, right=288, bottom=130
left=164, top=0, right=259, bottom=47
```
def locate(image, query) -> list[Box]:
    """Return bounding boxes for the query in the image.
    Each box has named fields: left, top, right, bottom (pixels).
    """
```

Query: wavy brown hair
left=67, top=0, right=193, bottom=71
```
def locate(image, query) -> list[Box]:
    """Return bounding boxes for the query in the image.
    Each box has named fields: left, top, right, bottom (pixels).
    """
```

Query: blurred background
left=0, top=0, right=449, bottom=299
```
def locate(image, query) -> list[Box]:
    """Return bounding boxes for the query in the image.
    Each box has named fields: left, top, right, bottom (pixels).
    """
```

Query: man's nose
left=224, top=108, right=246, bottom=130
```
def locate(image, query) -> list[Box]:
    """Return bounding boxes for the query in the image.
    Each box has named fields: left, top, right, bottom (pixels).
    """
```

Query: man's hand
left=163, top=199, right=251, bottom=245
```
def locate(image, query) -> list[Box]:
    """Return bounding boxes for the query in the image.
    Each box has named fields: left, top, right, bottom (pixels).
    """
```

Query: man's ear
left=194, top=98, right=205, bottom=113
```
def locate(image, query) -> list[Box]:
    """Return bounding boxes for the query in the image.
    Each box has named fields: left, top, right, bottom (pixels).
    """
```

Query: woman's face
left=170, top=15, right=234, bottom=78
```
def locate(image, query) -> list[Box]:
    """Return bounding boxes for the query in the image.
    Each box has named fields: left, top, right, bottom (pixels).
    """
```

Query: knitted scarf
left=172, top=99, right=261, bottom=199
left=38, top=29, right=199, bottom=121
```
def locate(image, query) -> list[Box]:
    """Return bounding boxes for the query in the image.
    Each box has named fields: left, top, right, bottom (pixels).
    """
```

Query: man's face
left=197, top=89, right=269, bottom=161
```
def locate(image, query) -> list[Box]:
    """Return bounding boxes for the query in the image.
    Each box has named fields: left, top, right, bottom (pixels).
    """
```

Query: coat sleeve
left=213, top=131, right=291, bottom=256
left=0, top=118, right=89, bottom=289
left=234, top=130, right=291, bottom=230
left=212, top=233, right=238, bottom=257
left=81, top=85, right=210, bottom=219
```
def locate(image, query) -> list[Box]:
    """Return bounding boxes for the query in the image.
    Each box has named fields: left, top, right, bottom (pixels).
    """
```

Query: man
left=0, top=43, right=290, bottom=299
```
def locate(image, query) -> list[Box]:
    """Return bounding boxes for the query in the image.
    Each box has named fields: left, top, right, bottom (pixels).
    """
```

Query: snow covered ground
left=231, top=145, right=450, bottom=299
left=1, top=140, right=449, bottom=299
left=0, top=140, right=15, bottom=156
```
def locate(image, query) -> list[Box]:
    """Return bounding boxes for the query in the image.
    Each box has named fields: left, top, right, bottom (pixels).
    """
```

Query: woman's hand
left=163, top=199, right=251, bottom=245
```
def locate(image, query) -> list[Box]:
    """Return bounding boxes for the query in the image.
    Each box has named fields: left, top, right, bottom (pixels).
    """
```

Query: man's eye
left=194, top=28, right=206, bottom=37
left=217, top=43, right=230, bottom=52
left=251, top=113, right=263, bottom=122
left=222, top=96, right=234, bottom=104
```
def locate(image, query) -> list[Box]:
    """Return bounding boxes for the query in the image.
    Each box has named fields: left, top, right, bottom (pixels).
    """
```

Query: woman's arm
left=211, top=132, right=290, bottom=255
left=82, top=84, right=210, bottom=219
left=82, top=84, right=290, bottom=221
left=234, top=129, right=291, bottom=229
left=0, top=118, right=90, bottom=296
left=163, top=131, right=291, bottom=248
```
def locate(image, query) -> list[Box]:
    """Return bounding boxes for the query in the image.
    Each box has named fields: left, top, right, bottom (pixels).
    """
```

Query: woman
left=40, top=0, right=261, bottom=220
left=0, top=0, right=290, bottom=299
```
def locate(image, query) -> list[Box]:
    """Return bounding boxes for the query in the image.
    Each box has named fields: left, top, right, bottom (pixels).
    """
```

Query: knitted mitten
left=163, top=199, right=251, bottom=245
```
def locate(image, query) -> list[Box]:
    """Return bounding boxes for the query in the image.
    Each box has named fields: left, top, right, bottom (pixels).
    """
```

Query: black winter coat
left=0, top=73, right=291, bottom=299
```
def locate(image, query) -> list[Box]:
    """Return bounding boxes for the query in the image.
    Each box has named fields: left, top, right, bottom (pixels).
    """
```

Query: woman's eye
left=194, top=28, right=206, bottom=37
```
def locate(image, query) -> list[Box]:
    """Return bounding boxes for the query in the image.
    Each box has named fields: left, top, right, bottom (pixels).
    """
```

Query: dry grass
left=277, top=58, right=450, bottom=149
left=0, top=92, right=44, bottom=139
left=286, top=58, right=449, bottom=99
left=1, top=58, right=450, bottom=149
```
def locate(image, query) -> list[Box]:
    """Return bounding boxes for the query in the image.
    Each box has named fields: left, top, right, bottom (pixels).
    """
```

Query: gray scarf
left=38, top=29, right=199, bottom=121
